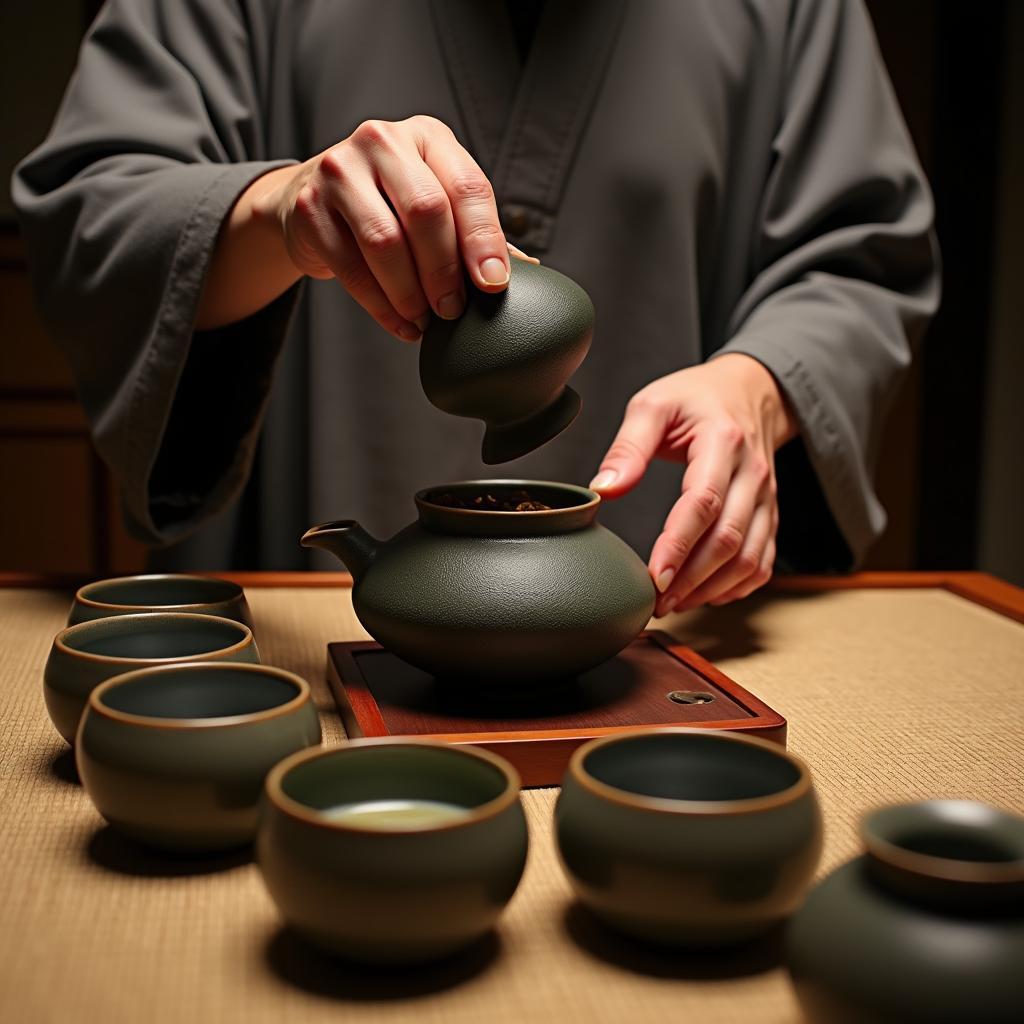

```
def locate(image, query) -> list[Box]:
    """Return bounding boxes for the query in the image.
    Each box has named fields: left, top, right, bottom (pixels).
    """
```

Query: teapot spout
left=300, top=520, right=380, bottom=581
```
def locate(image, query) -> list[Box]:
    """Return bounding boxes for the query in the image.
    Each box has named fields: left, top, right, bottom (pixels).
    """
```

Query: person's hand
left=244, top=116, right=521, bottom=341
left=590, top=354, right=798, bottom=616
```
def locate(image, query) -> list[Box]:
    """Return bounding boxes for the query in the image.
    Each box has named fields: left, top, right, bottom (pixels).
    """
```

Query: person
left=13, top=0, right=939, bottom=617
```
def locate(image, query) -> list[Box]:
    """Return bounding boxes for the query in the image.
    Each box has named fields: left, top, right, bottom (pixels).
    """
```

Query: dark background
left=1, top=1, right=1021, bottom=583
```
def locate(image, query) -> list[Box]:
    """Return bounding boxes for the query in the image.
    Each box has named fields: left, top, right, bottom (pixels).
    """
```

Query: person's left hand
left=589, top=354, right=798, bottom=616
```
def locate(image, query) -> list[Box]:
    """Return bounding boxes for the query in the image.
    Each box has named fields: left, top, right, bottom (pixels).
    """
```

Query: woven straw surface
left=1, top=583, right=1021, bottom=1024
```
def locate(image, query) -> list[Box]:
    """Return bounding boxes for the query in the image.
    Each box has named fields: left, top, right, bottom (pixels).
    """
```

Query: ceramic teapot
left=420, top=260, right=594, bottom=464
left=786, top=799, right=1024, bottom=1023
left=301, top=480, right=655, bottom=680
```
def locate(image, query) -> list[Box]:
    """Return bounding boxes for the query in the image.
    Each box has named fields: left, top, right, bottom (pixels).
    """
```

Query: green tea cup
left=555, top=728, right=822, bottom=946
left=258, top=739, right=529, bottom=963
left=68, top=573, right=253, bottom=630
left=44, top=612, right=260, bottom=744
left=77, top=663, right=321, bottom=851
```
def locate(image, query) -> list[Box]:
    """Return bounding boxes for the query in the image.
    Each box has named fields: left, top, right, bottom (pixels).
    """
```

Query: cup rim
left=414, top=479, right=599, bottom=517
left=862, top=800, right=1024, bottom=885
left=265, top=738, right=522, bottom=835
left=568, top=728, right=813, bottom=816
left=74, top=573, right=243, bottom=613
left=54, top=612, right=254, bottom=665
left=86, top=662, right=312, bottom=731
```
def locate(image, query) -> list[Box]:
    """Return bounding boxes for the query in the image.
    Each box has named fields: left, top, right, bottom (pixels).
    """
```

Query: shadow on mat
left=85, top=825, right=251, bottom=878
left=563, top=902, right=785, bottom=980
left=49, top=747, right=80, bottom=786
left=264, top=927, right=501, bottom=1000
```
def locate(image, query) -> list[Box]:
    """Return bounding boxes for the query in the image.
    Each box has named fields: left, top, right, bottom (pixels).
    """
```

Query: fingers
left=416, top=119, right=511, bottom=293
left=647, top=426, right=744, bottom=604
left=289, top=183, right=423, bottom=342
left=655, top=442, right=771, bottom=614
left=590, top=395, right=669, bottom=498
left=508, top=242, right=540, bottom=264
left=674, top=498, right=774, bottom=612
left=318, top=146, right=432, bottom=335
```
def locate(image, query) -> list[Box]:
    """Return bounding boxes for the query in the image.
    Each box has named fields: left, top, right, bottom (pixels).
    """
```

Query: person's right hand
left=254, top=115, right=513, bottom=342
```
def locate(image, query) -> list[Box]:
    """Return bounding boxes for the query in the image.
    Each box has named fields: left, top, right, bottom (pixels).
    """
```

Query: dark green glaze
left=258, top=740, right=528, bottom=963
left=44, top=612, right=261, bottom=744
left=786, top=800, right=1024, bottom=1023
left=420, top=260, right=594, bottom=463
left=76, top=663, right=321, bottom=852
left=302, top=480, right=655, bottom=680
left=555, top=729, right=822, bottom=946
left=68, top=573, right=254, bottom=630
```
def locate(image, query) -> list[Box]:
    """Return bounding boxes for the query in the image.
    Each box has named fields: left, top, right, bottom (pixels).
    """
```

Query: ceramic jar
left=786, top=799, right=1024, bottom=1023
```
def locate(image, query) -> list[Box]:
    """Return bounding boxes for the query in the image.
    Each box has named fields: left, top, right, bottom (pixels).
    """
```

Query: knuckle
left=357, top=217, right=403, bottom=254
left=734, top=549, right=761, bottom=578
left=691, top=485, right=725, bottom=524
left=409, top=113, right=450, bottom=135
left=449, top=172, right=494, bottom=204
left=404, top=187, right=449, bottom=222
left=461, top=220, right=504, bottom=245
left=423, top=257, right=462, bottom=287
left=749, top=456, right=771, bottom=488
left=604, top=437, right=647, bottom=465
left=293, top=185, right=319, bottom=220
left=318, top=149, right=346, bottom=183
left=661, top=533, right=692, bottom=563
left=626, top=390, right=660, bottom=415
left=719, top=423, right=744, bottom=451
left=352, top=118, right=391, bottom=148
left=710, top=521, right=744, bottom=560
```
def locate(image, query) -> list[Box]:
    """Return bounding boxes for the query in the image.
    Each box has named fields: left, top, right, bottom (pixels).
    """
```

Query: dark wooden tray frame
left=326, top=630, right=786, bottom=787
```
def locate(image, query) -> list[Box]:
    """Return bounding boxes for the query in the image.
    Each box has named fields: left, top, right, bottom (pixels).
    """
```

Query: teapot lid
left=419, top=259, right=594, bottom=464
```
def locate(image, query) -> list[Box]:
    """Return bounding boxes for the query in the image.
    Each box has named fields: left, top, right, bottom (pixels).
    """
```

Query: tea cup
left=77, top=663, right=321, bottom=851
left=68, top=573, right=253, bottom=629
left=44, top=612, right=259, bottom=743
left=258, top=739, right=528, bottom=963
left=555, top=728, right=822, bottom=946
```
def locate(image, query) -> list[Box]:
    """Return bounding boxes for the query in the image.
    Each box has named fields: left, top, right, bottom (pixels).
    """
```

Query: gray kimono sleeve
left=11, top=0, right=297, bottom=544
left=718, top=0, right=940, bottom=570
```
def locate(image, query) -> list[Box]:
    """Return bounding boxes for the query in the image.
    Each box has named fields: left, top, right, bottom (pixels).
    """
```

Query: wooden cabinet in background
left=0, top=227, right=147, bottom=575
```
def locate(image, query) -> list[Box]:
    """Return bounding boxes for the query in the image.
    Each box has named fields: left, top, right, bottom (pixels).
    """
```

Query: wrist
left=715, top=353, right=799, bottom=450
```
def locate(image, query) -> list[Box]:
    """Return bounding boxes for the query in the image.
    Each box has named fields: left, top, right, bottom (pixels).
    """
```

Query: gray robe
left=13, top=0, right=939, bottom=571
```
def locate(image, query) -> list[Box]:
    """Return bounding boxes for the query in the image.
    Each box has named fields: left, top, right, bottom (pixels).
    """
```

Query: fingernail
left=479, top=257, right=509, bottom=286
left=655, top=568, right=676, bottom=593
left=589, top=470, right=618, bottom=491
left=414, top=314, right=431, bottom=333
left=437, top=292, right=464, bottom=319
left=396, top=322, right=422, bottom=342
left=659, top=594, right=679, bottom=617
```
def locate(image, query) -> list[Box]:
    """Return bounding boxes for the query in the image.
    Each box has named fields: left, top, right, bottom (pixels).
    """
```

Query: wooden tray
left=325, top=630, right=785, bottom=786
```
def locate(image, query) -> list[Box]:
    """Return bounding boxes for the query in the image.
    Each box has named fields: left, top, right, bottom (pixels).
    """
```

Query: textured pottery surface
left=68, top=574, right=253, bottom=630
left=420, top=259, right=594, bottom=463
left=76, top=663, right=321, bottom=852
left=44, top=612, right=260, bottom=744
left=786, top=799, right=1024, bottom=1023
left=302, top=480, right=655, bottom=681
left=555, top=729, right=822, bottom=946
left=258, top=740, right=528, bottom=963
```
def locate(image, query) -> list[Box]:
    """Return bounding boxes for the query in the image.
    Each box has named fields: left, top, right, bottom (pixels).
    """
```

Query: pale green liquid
left=319, top=799, right=473, bottom=829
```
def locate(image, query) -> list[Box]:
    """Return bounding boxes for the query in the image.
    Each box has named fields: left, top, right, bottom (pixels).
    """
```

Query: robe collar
left=430, top=0, right=627, bottom=254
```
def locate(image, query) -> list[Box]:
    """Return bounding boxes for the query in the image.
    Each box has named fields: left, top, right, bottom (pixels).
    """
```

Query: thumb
left=589, top=398, right=666, bottom=499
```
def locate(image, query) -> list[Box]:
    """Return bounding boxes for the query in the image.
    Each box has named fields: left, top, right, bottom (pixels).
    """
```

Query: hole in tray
left=666, top=690, right=716, bottom=705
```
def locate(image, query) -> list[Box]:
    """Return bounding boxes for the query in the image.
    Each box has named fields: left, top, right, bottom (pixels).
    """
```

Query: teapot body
left=305, top=481, right=655, bottom=680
